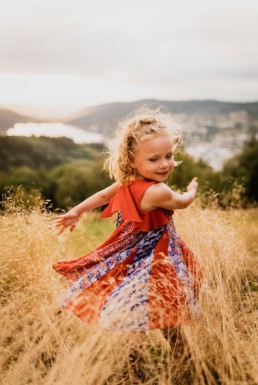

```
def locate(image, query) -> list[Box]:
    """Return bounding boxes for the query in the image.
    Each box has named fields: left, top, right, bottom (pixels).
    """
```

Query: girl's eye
left=149, top=158, right=158, bottom=162
left=166, top=154, right=173, bottom=159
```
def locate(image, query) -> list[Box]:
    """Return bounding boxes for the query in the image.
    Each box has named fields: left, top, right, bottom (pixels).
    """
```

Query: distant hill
left=66, top=99, right=258, bottom=135
left=0, top=109, right=41, bottom=134
left=2, top=99, right=258, bottom=170
left=66, top=99, right=258, bottom=170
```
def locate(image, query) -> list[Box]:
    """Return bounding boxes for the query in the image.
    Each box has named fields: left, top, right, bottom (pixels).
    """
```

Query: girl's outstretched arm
left=141, top=177, right=198, bottom=211
left=51, top=182, right=119, bottom=235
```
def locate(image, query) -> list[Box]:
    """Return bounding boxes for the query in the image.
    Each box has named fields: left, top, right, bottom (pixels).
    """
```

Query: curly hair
left=104, top=106, right=182, bottom=185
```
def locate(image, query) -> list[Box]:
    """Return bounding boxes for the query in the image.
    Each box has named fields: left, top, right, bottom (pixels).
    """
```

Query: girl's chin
left=135, top=173, right=170, bottom=181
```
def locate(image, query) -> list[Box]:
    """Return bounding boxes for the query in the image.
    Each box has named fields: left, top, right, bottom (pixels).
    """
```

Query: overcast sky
left=1, top=0, right=258, bottom=116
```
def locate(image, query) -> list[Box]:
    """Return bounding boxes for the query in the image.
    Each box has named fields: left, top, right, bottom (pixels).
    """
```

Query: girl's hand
left=50, top=210, right=80, bottom=235
left=186, top=177, right=198, bottom=193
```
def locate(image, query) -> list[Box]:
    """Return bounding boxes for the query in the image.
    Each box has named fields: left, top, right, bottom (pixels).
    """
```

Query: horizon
left=2, top=97, right=258, bottom=120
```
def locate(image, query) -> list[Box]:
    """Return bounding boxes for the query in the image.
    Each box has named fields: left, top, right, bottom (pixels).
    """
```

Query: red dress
left=53, top=180, right=203, bottom=331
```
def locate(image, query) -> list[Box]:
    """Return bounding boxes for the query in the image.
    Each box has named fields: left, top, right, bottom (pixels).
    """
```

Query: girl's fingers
left=50, top=219, right=78, bottom=235
left=56, top=223, right=76, bottom=235
left=50, top=216, right=65, bottom=225
left=186, top=177, right=198, bottom=192
left=56, top=226, right=65, bottom=236
left=191, top=177, right=198, bottom=184
left=51, top=216, right=77, bottom=226
left=49, top=214, right=79, bottom=235
left=70, top=224, right=77, bottom=232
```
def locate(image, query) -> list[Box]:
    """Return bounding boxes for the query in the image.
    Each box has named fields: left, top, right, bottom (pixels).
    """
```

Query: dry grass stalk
left=0, top=199, right=257, bottom=385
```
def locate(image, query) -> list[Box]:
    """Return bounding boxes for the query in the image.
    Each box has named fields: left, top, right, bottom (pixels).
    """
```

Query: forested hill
left=67, top=99, right=258, bottom=135
left=0, top=109, right=41, bottom=134
left=0, top=136, right=104, bottom=171
left=0, top=136, right=109, bottom=208
left=0, top=134, right=257, bottom=208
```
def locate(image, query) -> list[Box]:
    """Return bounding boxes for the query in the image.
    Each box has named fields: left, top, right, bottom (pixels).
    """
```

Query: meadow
left=0, top=197, right=257, bottom=385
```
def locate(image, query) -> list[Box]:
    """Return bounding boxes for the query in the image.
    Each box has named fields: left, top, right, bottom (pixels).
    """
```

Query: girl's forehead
left=134, top=134, right=173, bottom=153
left=140, top=133, right=172, bottom=146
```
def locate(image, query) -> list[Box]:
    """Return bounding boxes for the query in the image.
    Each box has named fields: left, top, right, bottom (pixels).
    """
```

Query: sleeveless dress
left=52, top=180, right=203, bottom=331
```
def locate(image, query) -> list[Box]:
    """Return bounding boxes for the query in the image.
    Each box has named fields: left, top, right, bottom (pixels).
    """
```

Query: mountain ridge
left=1, top=99, right=258, bottom=135
left=0, top=109, right=42, bottom=134
left=1, top=99, right=258, bottom=170
left=65, top=99, right=258, bottom=135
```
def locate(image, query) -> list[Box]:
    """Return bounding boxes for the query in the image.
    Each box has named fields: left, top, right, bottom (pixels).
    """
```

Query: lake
left=7, top=122, right=105, bottom=144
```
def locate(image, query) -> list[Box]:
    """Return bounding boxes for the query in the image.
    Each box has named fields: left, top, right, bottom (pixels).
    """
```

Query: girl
left=52, top=109, right=203, bottom=332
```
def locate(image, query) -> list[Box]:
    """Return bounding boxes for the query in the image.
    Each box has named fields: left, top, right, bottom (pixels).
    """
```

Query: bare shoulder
left=140, top=183, right=173, bottom=211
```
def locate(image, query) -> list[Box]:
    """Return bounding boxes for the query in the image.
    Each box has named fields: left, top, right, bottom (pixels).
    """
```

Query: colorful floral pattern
left=53, top=211, right=203, bottom=331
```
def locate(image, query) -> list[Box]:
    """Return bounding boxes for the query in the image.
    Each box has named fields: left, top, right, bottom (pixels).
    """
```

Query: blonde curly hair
left=104, top=106, right=182, bottom=185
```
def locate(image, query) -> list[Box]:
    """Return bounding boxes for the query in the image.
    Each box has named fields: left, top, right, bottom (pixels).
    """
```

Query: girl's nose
left=159, top=159, right=169, bottom=169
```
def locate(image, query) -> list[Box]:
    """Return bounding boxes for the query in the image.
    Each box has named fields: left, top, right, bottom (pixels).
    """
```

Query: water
left=7, top=122, right=105, bottom=144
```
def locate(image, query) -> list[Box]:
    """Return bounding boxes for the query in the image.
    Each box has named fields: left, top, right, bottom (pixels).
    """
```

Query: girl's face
left=131, top=134, right=174, bottom=182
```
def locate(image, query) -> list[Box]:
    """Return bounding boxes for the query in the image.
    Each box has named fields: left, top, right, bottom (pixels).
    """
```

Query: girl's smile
left=131, top=134, right=174, bottom=182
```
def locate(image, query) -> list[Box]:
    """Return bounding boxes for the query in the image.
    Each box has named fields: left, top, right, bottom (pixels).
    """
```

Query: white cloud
left=0, top=0, right=258, bottom=109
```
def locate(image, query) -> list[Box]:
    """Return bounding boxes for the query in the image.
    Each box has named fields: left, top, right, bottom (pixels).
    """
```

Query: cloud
left=0, top=0, right=258, bottom=106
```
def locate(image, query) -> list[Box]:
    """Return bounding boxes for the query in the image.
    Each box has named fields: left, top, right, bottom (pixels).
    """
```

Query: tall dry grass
left=0, top=197, right=257, bottom=385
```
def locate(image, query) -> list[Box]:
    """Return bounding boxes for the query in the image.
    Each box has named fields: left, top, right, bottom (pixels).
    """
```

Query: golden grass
left=0, top=202, right=257, bottom=385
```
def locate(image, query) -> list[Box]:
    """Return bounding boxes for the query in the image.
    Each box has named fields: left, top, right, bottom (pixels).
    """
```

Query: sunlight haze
left=0, top=0, right=258, bottom=116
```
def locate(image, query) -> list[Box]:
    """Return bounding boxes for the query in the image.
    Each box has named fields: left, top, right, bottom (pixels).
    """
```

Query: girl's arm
left=51, top=182, right=119, bottom=234
left=141, top=177, right=198, bottom=211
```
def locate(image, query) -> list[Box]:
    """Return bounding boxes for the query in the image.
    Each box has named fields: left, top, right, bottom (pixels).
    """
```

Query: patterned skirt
left=53, top=216, right=203, bottom=331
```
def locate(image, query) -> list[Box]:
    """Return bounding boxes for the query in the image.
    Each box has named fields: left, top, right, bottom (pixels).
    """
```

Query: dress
left=52, top=180, right=203, bottom=331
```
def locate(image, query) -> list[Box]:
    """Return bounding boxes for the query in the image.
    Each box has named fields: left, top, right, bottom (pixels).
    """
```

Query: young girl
left=52, top=110, right=203, bottom=332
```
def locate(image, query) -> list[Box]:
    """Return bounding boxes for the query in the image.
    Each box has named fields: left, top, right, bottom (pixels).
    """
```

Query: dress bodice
left=101, top=179, right=172, bottom=231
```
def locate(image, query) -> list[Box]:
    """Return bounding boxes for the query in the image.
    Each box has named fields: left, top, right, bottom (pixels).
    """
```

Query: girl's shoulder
left=101, top=179, right=156, bottom=222
left=102, top=179, right=172, bottom=229
left=125, top=180, right=171, bottom=201
left=146, top=182, right=172, bottom=196
left=139, top=182, right=173, bottom=211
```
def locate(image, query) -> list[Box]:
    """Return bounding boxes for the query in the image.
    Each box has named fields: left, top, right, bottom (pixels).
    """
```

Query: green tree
left=168, top=150, right=219, bottom=192
left=49, top=160, right=110, bottom=208
left=222, top=137, right=258, bottom=203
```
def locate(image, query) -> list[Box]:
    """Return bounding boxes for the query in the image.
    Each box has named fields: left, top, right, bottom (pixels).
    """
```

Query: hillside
left=0, top=109, right=41, bottom=134
left=67, top=99, right=258, bottom=135
left=67, top=99, right=258, bottom=169
left=0, top=136, right=104, bottom=171
left=1, top=99, right=258, bottom=170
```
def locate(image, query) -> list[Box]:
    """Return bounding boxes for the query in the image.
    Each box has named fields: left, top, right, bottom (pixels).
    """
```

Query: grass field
left=0, top=200, right=258, bottom=385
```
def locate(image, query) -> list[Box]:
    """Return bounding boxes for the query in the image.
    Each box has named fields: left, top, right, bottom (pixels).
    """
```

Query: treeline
left=172, top=136, right=258, bottom=207
left=0, top=136, right=103, bottom=170
left=0, top=135, right=257, bottom=209
left=0, top=136, right=110, bottom=209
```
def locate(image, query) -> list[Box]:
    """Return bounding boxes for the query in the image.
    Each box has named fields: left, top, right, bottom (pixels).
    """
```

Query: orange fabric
left=52, top=220, right=138, bottom=284
left=148, top=228, right=189, bottom=329
left=66, top=250, right=138, bottom=323
left=101, top=180, right=172, bottom=231
left=53, top=179, right=203, bottom=330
